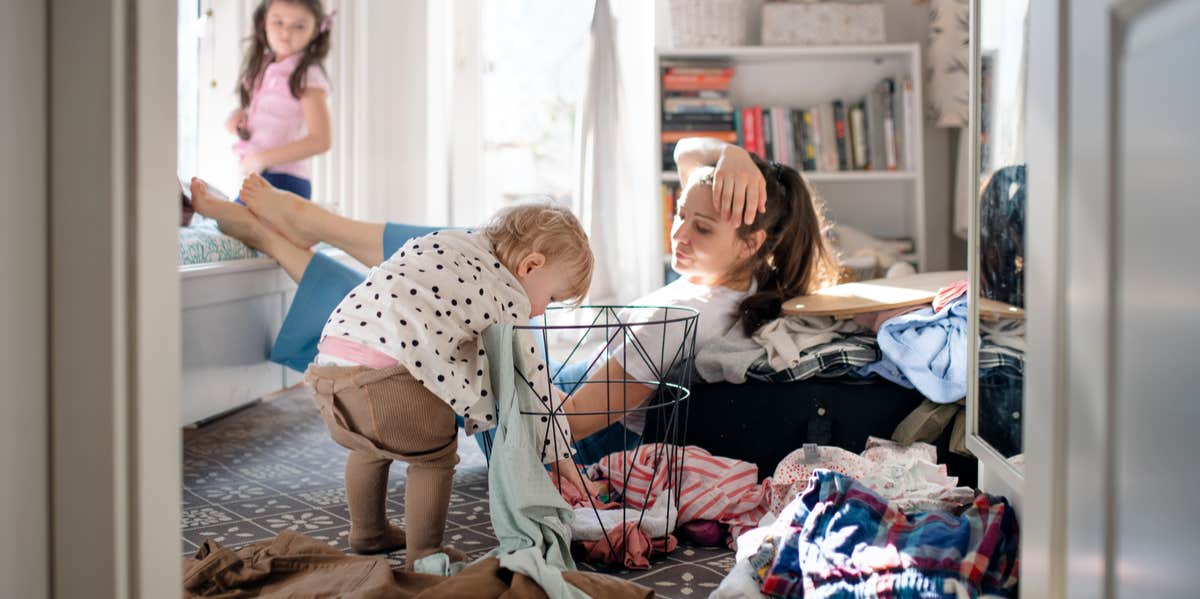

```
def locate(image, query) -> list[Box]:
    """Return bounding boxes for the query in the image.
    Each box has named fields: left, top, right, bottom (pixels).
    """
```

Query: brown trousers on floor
left=306, top=364, right=459, bottom=563
left=182, top=530, right=654, bottom=598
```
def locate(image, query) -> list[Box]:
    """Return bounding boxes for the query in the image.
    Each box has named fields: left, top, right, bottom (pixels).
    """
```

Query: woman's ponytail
left=734, top=156, right=840, bottom=336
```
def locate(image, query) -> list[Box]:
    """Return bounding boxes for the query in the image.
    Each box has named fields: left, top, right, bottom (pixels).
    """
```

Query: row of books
left=660, top=71, right=918, bottom=175
left=660, top=63, right=739, bottom=171
left=744, top=77, right=917, bottom=173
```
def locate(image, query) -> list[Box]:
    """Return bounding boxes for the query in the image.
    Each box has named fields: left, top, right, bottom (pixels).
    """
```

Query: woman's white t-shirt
left=604, top=277, right=753, bottom=433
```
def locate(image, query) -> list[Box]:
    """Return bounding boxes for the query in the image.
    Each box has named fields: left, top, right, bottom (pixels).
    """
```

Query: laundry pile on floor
left=712, top=469, right=1019, bottom=598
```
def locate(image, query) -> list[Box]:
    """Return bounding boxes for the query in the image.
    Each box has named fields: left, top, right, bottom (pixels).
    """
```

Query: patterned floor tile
left=442, top=526, right=500, bottom=556
left=306, top=524, right=353, bottom=551
left=193, top=481, right=276, bottom=504
left=223, top=494, right=314, bottom=519
left=261, top=473, right=343, bottom=495
left=446, top=500, right=490, bottom=527
left=182, top=463, right=251, bottom=491
left=624, top=562, right=727, bottom=596
left=252, top=508, right=348, bottom=535
left=293, top=485, right=348, bottom=508
left=183, top=520, right=277, bottom=548
left=182, top=505, right=240, bottom=529
left=181, top=489, right=208, bottom=510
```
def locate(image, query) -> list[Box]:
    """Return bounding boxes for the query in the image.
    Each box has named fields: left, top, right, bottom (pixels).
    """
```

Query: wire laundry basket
left=486, top=304, right=699, bottom=568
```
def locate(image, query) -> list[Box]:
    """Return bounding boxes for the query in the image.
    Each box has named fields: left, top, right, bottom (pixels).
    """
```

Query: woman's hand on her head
left=712, top=144, right=767, bottom=225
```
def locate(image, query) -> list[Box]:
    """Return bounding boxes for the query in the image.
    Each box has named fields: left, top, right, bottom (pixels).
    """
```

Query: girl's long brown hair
left=732, top=155, right=840, bottom=336
left=238, top=0, right=331, bottom=109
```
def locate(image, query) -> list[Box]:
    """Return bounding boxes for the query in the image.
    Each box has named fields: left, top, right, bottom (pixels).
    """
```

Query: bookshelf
left=655, top=43, right=929, bottom=281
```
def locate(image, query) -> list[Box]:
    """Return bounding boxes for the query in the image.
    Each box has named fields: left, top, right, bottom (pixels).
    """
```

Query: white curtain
left=574, top=0, right=659, bottom=304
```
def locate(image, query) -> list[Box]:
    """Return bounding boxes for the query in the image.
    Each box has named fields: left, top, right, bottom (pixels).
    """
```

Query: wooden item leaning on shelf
left=782, top=270, right=1025, bottom=321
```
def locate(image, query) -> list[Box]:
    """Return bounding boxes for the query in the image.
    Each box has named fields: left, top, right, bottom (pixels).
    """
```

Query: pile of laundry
left=552, top=443, right=773, bottom=569
left=696, top=279, right=977, bottom=406
left=711, top=459, right=1019, bottom=598
left=553, top=437, right=986, bottom=576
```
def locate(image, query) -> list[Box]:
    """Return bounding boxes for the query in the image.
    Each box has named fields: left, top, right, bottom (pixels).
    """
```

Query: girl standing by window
left=227, top=0, right=333, bottom=202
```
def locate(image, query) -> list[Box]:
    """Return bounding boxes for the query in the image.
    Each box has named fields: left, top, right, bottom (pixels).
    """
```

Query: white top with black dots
left=317, top=230, right=574, bottom=462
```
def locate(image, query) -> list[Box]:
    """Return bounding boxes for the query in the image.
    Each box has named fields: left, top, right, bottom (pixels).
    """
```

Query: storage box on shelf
left=668, top=0, right=751, bottom=48
left=761, top=2, right=885, bottom=46
left=655, top=44, right=930, bottom=284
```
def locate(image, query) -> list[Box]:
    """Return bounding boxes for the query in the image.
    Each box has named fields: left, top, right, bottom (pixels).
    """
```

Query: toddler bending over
left=305, top=202, right=593, bottom=567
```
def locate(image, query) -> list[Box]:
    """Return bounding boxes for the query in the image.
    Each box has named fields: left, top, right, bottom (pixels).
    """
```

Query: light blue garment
left=854, top=359, right=916, bottom=389
left=873, top=296, right=973, bottom=404
left=481, top=324, right=589, bottom=599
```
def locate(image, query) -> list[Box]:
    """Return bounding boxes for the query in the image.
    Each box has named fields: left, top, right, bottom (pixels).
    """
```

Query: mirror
left=971, top=0, right=1029, bottom=471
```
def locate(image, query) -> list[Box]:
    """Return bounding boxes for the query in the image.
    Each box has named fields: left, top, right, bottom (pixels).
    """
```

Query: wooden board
left=782, top=270, right=1024, bottom=320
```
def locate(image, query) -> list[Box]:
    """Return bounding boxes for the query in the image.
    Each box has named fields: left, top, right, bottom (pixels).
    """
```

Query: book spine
left=902, top=78, right=916, bottom=170
left=823, top=103, right=839, bottom=171
left=662, top=73, right=734, bottom=91
left=662, top=112, right=736, bottom=125
left=661, top=121, right=737, bottom=132
left=880, top=78, right=898, bottom=171
left=799, top=109, right=817, bottom=171
left=752, top=105, right=765, bottom=158
left=664, top=66, right=735, bottom=77
left=663, top=99, right=735, bottom=114
left=742, top=106, right=759, bottom=158
left=832, top=100, right=849, bottom=171
left=866, top=88, right=886, bottom=171
left=850, top=102, right=868, bottom=170
left=762, top=109, right=774, bottom=162
left=660, top=130, right=739, bottom=143
left=778, top=107, right=794, bottom=167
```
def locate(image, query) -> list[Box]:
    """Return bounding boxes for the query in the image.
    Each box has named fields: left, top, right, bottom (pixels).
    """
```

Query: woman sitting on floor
left=189, top=137, right=839, bottom=462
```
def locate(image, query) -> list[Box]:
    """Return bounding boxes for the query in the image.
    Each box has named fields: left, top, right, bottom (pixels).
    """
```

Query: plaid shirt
left=745, top=335, right=881, bottom=383
left=757, top=470, right=1020, bottom=598
left=979, top=338, right=1025, bottom=373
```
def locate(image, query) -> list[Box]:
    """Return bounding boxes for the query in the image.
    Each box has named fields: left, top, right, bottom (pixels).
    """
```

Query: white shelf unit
left=655, top=43, right=928, bottom=274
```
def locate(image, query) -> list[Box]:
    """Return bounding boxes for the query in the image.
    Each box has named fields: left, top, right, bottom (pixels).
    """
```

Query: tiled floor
left=181, top=386, right=734, bottom=597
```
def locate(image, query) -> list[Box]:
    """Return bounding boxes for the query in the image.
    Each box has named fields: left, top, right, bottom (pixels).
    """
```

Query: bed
left=179, top=218, right=355, bottom=425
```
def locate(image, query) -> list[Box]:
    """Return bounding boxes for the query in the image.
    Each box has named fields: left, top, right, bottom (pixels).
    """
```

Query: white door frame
left=49, top=0, right=181, bottom=596
left=1, top=1, right=49, bottom=597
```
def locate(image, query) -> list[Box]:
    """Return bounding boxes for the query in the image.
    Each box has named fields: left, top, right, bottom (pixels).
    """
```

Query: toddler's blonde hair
left=484, top=201, right=594, bottom=305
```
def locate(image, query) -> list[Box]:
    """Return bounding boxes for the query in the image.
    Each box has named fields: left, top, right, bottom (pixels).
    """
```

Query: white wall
left=356, top=0, right=446, bottom=226
left=0, top=1, right=49, bottom=597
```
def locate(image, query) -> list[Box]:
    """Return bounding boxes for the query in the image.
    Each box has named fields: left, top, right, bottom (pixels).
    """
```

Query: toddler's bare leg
left=344, top=450, right=407, bottom=554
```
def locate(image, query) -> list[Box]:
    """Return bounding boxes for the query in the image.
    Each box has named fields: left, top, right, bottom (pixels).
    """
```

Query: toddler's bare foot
left=349, top=523, right=407, bottom=555
left=190, top=177, right=273, bottom=252
left=239, top=172, right=320, bottom=249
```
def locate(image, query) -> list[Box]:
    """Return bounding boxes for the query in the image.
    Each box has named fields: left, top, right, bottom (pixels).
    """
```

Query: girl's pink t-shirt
left=232, top=53, right=330, bottom=180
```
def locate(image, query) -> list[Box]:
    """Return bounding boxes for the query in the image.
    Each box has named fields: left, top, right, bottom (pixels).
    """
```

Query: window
left=177, top=0, right=200, bottom=182
left=451, top=1, right=593, bottom=221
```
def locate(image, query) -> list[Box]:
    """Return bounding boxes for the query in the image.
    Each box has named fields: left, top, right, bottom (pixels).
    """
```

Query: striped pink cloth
left=589, top=443, right=773, bottom=545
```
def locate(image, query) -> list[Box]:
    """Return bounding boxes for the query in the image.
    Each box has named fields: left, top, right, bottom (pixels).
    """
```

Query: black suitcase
left=642, top=378, right=977, bottom=487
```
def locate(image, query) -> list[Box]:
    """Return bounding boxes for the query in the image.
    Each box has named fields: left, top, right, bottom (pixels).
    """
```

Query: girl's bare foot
left=190, top=177, right=275, bottom=252
left=239, top=172, right=320, bottom=249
